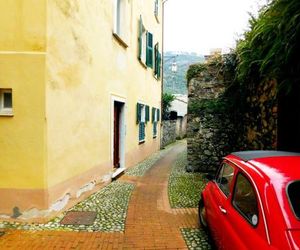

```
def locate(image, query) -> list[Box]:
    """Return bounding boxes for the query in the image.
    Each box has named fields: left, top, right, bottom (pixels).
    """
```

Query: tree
left=162, top=93, right=175, bottom=120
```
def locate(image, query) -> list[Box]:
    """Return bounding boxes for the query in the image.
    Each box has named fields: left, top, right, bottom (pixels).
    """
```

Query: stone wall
left=175, top=115, right=187, bottom=139
left=187, top=57, right=278, bottom=173
left=161, top=120, right=177, bottom=148
left=239, top=79, right=278, bottom=150
left=187, top=72, right=235, bottom=173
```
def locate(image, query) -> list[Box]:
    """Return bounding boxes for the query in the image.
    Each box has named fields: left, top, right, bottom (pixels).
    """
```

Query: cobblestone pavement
left=168, top=150, right=207, bottom=208
left=0, top=140, right=210, bottom=249
left=0, top=182, right=134, bottom=232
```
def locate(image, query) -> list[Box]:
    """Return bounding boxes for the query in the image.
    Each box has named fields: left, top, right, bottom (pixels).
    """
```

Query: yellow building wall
left=0, top=0, right=46, bottom=52
left=45, top=0, right=162, bottom=204
left=0, top=0, right=162, bottom=217
left=0, top=0, right=47, bottom=214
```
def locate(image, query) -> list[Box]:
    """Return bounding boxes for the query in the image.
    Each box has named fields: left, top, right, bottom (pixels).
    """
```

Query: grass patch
left=168, top=150, right=206, bottom=208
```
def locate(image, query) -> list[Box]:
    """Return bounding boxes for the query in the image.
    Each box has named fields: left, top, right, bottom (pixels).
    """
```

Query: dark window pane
left=233, top=174, right=259, bottom=226
left=287, top=181, right=300, bottom=219
left=3, top=92, right=12, bottom=108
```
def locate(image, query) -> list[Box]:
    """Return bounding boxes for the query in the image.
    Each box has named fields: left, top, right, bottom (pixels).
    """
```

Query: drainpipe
left=160, top=0, right=169, bottom=149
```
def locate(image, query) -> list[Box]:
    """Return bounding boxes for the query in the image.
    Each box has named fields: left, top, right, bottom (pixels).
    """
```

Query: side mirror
left=205, top=174, right=214, bottom=181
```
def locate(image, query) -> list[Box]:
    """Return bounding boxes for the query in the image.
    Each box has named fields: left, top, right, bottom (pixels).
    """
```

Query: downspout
left=160, top=0, right=169, bottom=149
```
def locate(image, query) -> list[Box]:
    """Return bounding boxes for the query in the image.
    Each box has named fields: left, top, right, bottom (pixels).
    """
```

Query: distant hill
left=163, top=51, right=205, bottom=95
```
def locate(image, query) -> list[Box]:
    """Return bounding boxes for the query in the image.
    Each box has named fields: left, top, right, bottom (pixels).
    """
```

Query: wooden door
left=114, top=102, right=121, bottom=168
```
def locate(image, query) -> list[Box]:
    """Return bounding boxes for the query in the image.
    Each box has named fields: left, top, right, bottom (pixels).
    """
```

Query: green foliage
left=188, top=98, right=228, bottom=115
left=236, top=0, right=300, bottom=93
left=186, top=63, right=207, bottom=84
left=162, top=93, right=175, bottom=120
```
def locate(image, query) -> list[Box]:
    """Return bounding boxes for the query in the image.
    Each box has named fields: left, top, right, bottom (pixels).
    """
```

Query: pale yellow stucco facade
left=0, top=0, right=162, bottom=220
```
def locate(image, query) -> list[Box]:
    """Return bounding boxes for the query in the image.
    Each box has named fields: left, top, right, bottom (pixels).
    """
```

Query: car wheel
left=198, top=198, right=208, bottom=230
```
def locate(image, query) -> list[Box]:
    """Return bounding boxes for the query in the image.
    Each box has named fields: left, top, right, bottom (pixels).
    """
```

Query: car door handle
left=219, top=206, right=227, bottom=214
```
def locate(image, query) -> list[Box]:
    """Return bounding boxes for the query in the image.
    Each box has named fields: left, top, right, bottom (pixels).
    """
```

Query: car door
left=206, top=162, right=236, bottom=249
left=221, top=172, right=270, bottom=250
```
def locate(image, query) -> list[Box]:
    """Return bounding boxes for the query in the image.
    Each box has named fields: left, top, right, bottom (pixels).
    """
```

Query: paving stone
left=181, top=228, right=212, bottom=250
left=0, top=181, right=134, bottom=232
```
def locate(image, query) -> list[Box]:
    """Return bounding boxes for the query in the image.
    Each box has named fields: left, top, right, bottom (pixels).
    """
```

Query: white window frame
left=154, top=0, right=160, bottom=22
left=113, top=0, right=129, bottom=47
left=0, top=89, right=13, bottom=116
left=140, top=29, right=147, bottom=65
left=141, top=105, right=146, bottom=123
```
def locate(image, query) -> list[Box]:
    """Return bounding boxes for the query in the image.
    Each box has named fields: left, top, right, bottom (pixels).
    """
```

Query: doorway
left=113, top=100, right=125, bottom=172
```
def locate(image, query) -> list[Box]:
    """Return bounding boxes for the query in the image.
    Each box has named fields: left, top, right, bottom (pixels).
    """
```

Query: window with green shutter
left=146, top=32, right=153, bottom=68
left=145, top=105, right=150, bottom=123
left=152, top=107, right=156, bottom=123
left=139, top=122, right=145, bottom=142
left=154, top=0, right=159, bottom=17
left=157, top=52, right=161, bottom=78
left=136, top=103, right=142, bottom=124
left=154, top=43, right=161, bottom=79
left=152, top=107, right=160, bottom=138
left=137, top=102, right=148, bottom=142
left=138, top=16, right=147, bottom=64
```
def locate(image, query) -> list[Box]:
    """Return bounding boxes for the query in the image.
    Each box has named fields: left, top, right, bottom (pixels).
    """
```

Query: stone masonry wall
left=187, top=67, right=235, bottom=173
left=161, top=120, right=177, bottom=148
left=187, top=59, right=278, bottom=173
left=239, top=79, right=277, bottom=150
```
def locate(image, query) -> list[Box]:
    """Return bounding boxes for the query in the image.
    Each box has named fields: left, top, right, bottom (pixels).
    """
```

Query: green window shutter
left=157, top=109, right=160, bottom=121
left=152, top=107, right=155, bottom=123
left=146, top=32, right=153, bottom=68
left=145, top=105, right=150, bottom=123
left=157, top=52, right=161, bottom=78
left=138, top=16, right=144, bottom=60
left=154, top=0, right=159, bottom=17
left=154, top=43, right=158, bottom=76
left=136, top=103, right=141, bottom=124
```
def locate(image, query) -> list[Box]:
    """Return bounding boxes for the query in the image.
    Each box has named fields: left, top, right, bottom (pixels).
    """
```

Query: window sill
left=0, top=113, right=13, bottom=117
left=155, top=15, right=160, bottom=24
left=139, top=140, right=145, bottom=145
left=138, top=59, right=147, bottom=69
left=112, top=32, right=129, bottom=49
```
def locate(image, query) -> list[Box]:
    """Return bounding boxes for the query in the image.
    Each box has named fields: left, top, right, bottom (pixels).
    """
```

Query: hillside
left=163, top=52, right=205, bottom=94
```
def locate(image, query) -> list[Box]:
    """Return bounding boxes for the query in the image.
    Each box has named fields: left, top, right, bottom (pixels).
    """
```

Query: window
left=154, top=0, right=159, bottom=21
left=138, top=16, right=147, bottom=65
left=137, top=103, right=150, bottom=142
left=152, top=107, right=160, bottom=137
left=138, top=16, right=154, bottom=68
left=232, top=173, right=259, bottom=226
left=216, top=163, right=234, bottom=197
left=146, top=32, right=154, bottom=68
left=114, top=0, right=128, bottom=46
left=0, top=89, right=13, bottom=115
left=287, top=180, right=300, bottom=219
left=154, top=43, right=162, bottom=79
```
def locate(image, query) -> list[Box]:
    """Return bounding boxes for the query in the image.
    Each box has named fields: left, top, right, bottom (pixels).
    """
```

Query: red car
left=199, top=151, right=300, bottom=250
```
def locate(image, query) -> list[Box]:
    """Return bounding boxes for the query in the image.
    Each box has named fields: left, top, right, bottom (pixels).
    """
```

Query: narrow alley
left=0, top=141, right=211, bottom=249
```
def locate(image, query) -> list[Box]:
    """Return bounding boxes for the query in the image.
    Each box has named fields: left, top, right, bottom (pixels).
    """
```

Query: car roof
left=231, top=150, right=300, bottom=161
left=229, top=150, right=300, bottom=182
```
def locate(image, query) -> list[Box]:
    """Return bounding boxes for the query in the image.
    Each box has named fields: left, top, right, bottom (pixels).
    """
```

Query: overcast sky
left=164, top=0, right=268, bottom=55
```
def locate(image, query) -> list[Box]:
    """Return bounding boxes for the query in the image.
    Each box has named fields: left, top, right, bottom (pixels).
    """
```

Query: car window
left=216, top=163, right=235, bottom=197
left=232, top=173, right=259, bottom=226
left=287, top=180, right=300, bottom=219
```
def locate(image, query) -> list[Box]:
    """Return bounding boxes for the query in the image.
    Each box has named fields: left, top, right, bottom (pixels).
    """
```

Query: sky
left=164, top=0, right=268, bottom=55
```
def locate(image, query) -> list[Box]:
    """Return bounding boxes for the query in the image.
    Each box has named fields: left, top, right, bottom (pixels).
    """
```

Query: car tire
left=198, top=198, right=208, bottom=230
